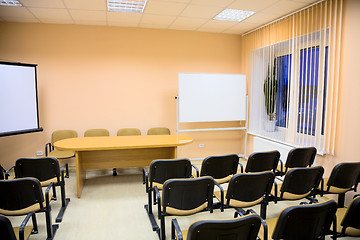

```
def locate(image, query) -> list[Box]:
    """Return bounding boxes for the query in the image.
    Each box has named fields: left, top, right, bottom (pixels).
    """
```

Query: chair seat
left=40, top=177, right=58, bottom=187
left=214, top=191, right=263, bottom=208
left=0, top=193, right=52, bottom=216
left=48, top=150, right=75, bottom=159
left=334, top=207, right=360, bottom=237
left=153, top=182, right=163, bottom=190
left=165, top=202, right=208, bottom=216
left=318, top=178, right=352, bottom=194
left=14, top=225, right=33, bottom=240
left=214, top=175, right=232, bottom=184
left=259, top=216, right=277, bottom=240
left=271, top=183, right=310, bottom=200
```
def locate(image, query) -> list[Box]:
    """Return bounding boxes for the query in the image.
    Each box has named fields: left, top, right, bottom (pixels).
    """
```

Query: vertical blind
left=244, top=0, right=343, bottom=155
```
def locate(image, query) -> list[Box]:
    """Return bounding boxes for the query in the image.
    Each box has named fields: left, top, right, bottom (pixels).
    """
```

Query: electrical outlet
left=199, top=144, right=205, bottom=148
left=36, top=151, right=43, bottom=156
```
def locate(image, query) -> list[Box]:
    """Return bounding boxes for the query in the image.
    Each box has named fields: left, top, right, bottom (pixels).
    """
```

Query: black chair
left=155, top=177, right=218, bottom=240
left=0, top=164, right=6, bottom=180
left=143, top=159, right=198, bottom=230
left=171, top=214, right=262, bottom=240
left=318, top=162, right=360, bottom=208
left=271, top=166, right=324, bottom=204
left=214, top=172, right=275, bottom=219
left=199, top=154, right=241, bottom=184
left=334, top=195, right=360, bottom=237
left=0, top=178, right=58, bottom=240
left=0, top=213, right=34, bottom=240
left=245, top=151, right=280, bottom=173
left=259, top=199, right=337, bottom=240
left=8, top=157, right=70, bottom=223
left=276, top=147, right=317, bottom=176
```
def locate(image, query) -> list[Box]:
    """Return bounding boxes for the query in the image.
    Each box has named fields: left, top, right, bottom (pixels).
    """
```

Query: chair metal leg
left=338, top=193, right=345, bottom=208
left=45, top=205, right=58, bottom=240
left=260, top=201, right=267, bottom=219
left=56, top=182, right=70, bottom=223
left=31, top=213, right=38, bottom=234
left=51, top=183, right=57, bottom=201
left=161, top=215, right=166, bottom=240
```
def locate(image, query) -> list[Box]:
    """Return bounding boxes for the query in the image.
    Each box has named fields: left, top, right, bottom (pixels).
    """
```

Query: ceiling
left=0, top=0, right=319, bottom=35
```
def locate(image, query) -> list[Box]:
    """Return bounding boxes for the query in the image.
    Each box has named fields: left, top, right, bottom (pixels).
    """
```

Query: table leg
left=76, top=152, right=86, bottom=198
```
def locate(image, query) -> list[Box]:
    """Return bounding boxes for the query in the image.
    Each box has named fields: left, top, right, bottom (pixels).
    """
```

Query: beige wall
left=0, top=23, right=243, bottom=168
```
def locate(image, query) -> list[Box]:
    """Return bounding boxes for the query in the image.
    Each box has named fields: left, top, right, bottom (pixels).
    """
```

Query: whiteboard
left=178, top=73, right=246, bottom=123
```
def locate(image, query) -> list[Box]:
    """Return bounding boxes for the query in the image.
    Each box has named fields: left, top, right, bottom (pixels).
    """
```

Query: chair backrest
left=117, top=128, right=141, bottom=136
left=327, top=162, right=360, bottom=190
left=280, top=166, right=324, bottom=197
left=0, top=164, right=5, bottom=180
left=285, top=147, right=317, bottom=168
left=0, top=215, right=17, bottom=240
left=200, top=154, right=239, bottom=180
left=51, top=130, right=78, bottom=145
left=245, top=151, right=280, bottom=173
left=162, top=177, right=214, bottom=213
left=0, top=178, right=44, bottom=212
left=15, top=157, right=60, bottom=183
left=147, top=127, right=170, bottom=135
left=187, top=215, right=262, bottom=240
left=341, top=196, right=360, bottom=231
left=149, top=159, right=192, bottom=186
left=84, top=128, right=109, bottom=137
left=272, top=200, right=337, bottom=240
left=226, top=172, right=275, bottom=205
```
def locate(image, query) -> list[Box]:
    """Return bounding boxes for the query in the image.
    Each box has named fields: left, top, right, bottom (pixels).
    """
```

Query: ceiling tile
left=228, top=0, right=280, bottom=12
left=107, top=12, right=142, bottom=23
left=20, top=0, right=66, bottom=9
left=1, top=17, right=40, bottom=23
left=170, top=16, right=207, bottom=28
left=180, top=4, right=222, bottom=19
left=261, top=0, right=309, bottom=16
left=140, top=14, right=176, bottom=25
left=69, top=10, right=106, bottom=21
left=191, top=0, right=234, bottom=7
left=144, top=1, right=187, bottom=16
left=62, top=0, right=106, bottom=11
left=169, top=25, right=198, bottom=31
left=242, top=12, right=281, bottom=25
left=40, top=19, right=74, bottom=24
left=28, top=8, right=72, bottom=20
left=108, top=21, right=139, bottom=27
left=0, top=6, right=34, bottom=18
left=223, top=22, right=259, bottom=34
left=139, top=23, right=170, bottom=29
left=197, top=19, right=238, bottom=32
left=75, top=20, right=107, bottom=26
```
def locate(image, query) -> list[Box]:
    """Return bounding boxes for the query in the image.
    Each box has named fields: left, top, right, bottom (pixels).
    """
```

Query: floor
left=6, top=163, right=358, bottom=240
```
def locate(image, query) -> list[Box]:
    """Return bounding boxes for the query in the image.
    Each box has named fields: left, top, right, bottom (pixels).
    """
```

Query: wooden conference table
left=54, top=135, right=193, bottom=198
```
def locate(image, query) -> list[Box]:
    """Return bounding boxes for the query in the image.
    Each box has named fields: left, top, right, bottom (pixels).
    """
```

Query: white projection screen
left=178, top=73, right=246, bottom=123
left=0, top=61, right=42, bottom=137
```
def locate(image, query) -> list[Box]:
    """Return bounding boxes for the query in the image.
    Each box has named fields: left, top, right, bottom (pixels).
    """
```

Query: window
left=276, top=54, right=291, bottom=128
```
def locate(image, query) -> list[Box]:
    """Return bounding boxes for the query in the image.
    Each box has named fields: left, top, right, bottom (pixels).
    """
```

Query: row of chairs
left=0, top=157, right=70, bottom=240
left=142, top=149, right=360, bottom=240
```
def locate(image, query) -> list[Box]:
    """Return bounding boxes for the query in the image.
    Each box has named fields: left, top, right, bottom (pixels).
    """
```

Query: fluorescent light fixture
left=107, top=0, right=147, bottom=13
left=214, top=9, right=255, bottom=22
left=0, top=0, right=22, bottom=6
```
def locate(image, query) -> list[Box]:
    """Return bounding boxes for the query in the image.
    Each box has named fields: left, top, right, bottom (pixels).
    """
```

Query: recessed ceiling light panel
left=0, top=0, right=22, bottom=6
left=214, top=9, right=255, bottom=22
left=107, top=0, right=147, bottom=13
